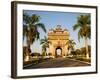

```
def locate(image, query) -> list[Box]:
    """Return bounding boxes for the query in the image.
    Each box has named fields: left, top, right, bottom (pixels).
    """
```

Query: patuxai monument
left=22, top=11, right=91, bottom=69
left=48, top=25, right=70, bottom=58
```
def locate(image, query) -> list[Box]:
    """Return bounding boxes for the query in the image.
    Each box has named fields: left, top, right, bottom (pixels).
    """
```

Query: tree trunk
left=85, top=37, right=89, bottom=59
left=24, top=46, right=30, bottom=62
left=24, top=38, right=30, bottom=62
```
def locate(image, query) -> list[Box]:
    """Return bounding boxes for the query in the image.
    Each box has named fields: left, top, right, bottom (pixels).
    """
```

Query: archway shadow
left=55, top=47, right=62, bottom=58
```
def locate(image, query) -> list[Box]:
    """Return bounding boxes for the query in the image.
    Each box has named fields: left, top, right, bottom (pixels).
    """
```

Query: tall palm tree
left=73, top=14, right=91, bottom=59
left=40, top=36, right=50, bottom=56
left=23, top=13, right=46, bottom=61
left=66, top=40, right=76, bottom=55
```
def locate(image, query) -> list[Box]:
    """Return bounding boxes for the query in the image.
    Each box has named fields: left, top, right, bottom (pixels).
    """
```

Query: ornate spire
left=55, top=25, right=62, bottom=31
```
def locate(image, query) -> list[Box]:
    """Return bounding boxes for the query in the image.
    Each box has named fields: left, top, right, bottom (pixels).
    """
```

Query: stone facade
left=48, top=25, right=69, bottom=58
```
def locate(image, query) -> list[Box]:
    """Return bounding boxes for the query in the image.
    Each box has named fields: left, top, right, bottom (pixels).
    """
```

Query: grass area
left=76, top=57, right=91, bottom=63
left=23, top=57, right=51, bottom=67
left=67, top=56, right=91, bottom=63
left=23, top=58, right=39, bottom=66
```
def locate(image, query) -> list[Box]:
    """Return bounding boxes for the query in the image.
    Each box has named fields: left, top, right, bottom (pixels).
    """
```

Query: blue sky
left=23, top=10, right=90, bottom=53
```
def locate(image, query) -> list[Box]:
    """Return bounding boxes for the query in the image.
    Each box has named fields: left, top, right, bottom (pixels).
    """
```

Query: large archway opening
left=55, top=47, right=62, bottom=58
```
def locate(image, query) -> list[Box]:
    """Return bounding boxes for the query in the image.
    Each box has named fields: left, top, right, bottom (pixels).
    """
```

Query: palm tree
left=23, top=13, right=46, bottom=61
left=40, top=36, right=50, bottom=56
left=73, top=14, right=91, bottom=59
left=66, top=40, right=76, bottom=55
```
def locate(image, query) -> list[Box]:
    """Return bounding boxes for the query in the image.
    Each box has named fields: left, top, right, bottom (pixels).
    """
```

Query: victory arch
left=48, top=25, right=70, bottom=58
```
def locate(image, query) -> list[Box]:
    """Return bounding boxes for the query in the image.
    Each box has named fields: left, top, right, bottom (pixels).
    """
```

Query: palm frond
left=36, top=23, right=46, bottom=33
left=78, top=29, right=83, bottom=42
left=40, top=39, right=45, bottom=44
left=23, top=25, right=28, bottom=36
left=23, top=13, right=47, bottom=46
left=73, top=14, right=91, bottom=41
left=73, top=24, right=80, bottom=30
left=23, top=13, right=30, bottom=24
left=31, top=14, right=40, bottom=24
left=86, top=26, right=91, bottom=39
left=36, top=31, right=40, bottom=40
